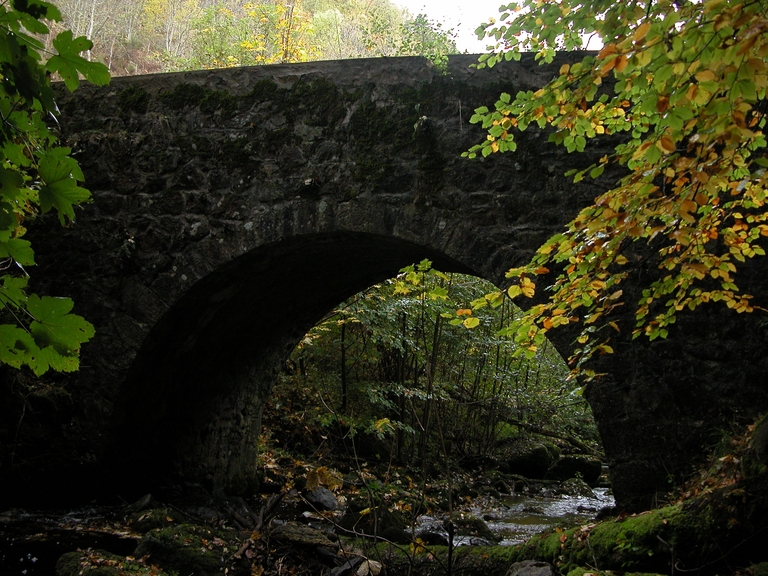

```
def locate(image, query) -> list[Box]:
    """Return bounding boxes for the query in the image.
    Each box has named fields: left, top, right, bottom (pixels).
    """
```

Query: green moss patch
left=56, top=549, right=170, bottom=575
left=134, top=524, right=248, bottom=576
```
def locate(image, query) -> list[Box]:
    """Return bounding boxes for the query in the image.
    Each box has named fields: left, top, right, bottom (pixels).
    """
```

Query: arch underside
left=112, top=232, right=476, bottom=491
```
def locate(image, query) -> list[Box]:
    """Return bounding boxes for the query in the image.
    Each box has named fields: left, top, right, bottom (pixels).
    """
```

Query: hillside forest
left=50, top=0, right=460, bottom=75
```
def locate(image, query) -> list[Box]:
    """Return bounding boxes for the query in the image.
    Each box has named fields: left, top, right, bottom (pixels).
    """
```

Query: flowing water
left=414, top=487, right=615, bottom=546
left=0, top=487, right=614, bottom=573
left=481, top=487, right=614, bottom=545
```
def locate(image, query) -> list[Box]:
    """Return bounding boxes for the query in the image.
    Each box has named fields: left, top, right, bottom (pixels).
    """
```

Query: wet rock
left=122, top=493, right=162, bottom=516
left=452, top=514, right=499, bottom=543
left=505, top=560, right=556, bottom=576
left=305, top=486, right=338, bottom=511
left=545, top=456, right=602, bottom=484
left=556, top=478, right=596, bottom=498
left=415, top=517, right=449, bottom=545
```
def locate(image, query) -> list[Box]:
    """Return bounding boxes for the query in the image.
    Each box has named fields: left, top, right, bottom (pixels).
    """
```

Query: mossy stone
left=134, top=524, right=247, bottom=576
left=56, top=550, right=170, bottom=576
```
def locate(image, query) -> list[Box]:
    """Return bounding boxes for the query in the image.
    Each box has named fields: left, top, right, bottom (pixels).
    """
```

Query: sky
left=393, top=0, right=506, bottom=54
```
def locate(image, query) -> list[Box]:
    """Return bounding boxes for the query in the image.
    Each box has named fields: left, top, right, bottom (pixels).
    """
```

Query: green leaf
left=27, top=294, right=94, bottom=353
left=0, top=237, right=34, bottom=265
left=46, top=30, right=110, bottom=91
left=0, top=275, right=29, bottom=309
left=37, top=151, right=91, bottom=224
left=0, top=324, right=38, bottom=369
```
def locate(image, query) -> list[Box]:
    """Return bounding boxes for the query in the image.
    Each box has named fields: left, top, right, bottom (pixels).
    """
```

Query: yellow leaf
left=615, top=55, right=628, bottom=73
left=633, top=22, right=651, bottom=42
left=463, top=317, right=481, bottom=329
left=598, top=43, right=617, bottom=60
left=559, top=63, right=570, bottom=75
left=521, top=277, right=536, bottom=298
left=695, top=70, right=716, bottom=82
left=658, top=135, right=676, bottom=153
left=507, top=285, right=522, bottom=299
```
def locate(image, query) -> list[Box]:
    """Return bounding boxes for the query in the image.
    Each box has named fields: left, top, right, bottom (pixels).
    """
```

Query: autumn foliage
left=468, top=0, right=768, bottom=374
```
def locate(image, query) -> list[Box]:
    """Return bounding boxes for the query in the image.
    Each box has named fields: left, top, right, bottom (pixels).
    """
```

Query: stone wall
left=1, top=54, right=766, bottom=510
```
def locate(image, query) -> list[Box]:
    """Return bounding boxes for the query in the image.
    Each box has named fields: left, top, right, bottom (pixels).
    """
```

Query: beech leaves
left=467, top=0, right=768, bottom=375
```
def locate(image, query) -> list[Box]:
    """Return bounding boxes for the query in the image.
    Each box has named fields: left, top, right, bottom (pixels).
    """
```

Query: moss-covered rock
left=508, top=444, right=561, bottom=479
left=453, top=513, right=500, bottom=543
left=125, top=506, right=185, bottom=533
left=134, top=524, right=249, bottom=576
left=56, top=549, right=171, bottom=576
left=372, top=542, right=519, bottom=576
left=511, top=471, right=768, bottom=574
left=566, top=569, right=664, bottom=576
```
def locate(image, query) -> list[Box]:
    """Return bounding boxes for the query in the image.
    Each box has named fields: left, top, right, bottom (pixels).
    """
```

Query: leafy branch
left=0, top=0, right=109, bottom=375
left=466, top=0, right=768, bottom=376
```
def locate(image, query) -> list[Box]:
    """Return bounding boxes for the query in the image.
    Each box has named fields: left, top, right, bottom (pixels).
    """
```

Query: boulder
left=452, top=514, right=499, bottom=542
left=505, top=560, right=556, bottom=576
left=753, top=414, right=768, bottom=466
left=556, top=478, right=595, bottom=498
left=304, top=486, right=338, bottom=511
left=545, top=456, right=602, bottom=484
left=134, top=524, right=248, bottom=576
left=338, top=505, right=409, bottom=544
left=507, top=444, right=560, bottom=479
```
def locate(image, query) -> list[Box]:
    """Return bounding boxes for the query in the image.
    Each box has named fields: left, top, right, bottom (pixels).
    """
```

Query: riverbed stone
left=134, top=524, right=248, bottom=576
left=545, top=456, right=602, bottom=484
left=505, top=560, right=556, bottom=576
left=508, top=444, right=561, bottom=479
left=753, top=413, right=768, bottom=466
left=304, top=486, right=338, bottom=511
left=57, top=549, right=172, bottom=576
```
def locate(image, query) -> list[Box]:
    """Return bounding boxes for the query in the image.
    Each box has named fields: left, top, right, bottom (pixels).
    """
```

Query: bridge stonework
left=6, top=55, right=768, bottom=510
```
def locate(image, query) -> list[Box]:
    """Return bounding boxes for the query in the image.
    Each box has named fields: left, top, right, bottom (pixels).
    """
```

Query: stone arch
left=111, top=229, right=491, bottom=492
left=8, top=55, right=767, bottom=511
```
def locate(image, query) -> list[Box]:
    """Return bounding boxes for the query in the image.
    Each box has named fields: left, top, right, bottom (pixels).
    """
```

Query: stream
left=408, top=486, right=614, bottom=547
left=0, top=487, right=614, bottom=574
left=478, top=487, right=614, bottom=545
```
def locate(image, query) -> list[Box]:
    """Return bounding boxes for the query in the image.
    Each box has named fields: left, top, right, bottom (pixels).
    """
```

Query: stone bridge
left=7, top=55, right=768, bottom=510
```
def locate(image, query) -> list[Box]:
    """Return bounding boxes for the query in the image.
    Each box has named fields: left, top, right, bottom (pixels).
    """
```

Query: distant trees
left=273, top=262, right=598, bottom=465
left=53, top=0, right=460, bottom=74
